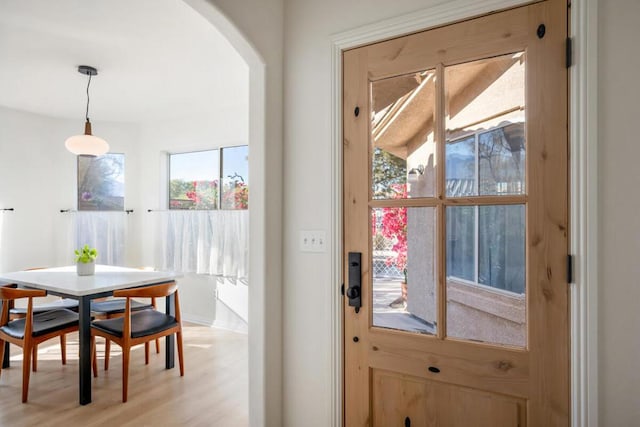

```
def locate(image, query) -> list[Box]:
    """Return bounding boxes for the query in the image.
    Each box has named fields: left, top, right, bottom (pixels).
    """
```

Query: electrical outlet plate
left=300, top=230, right=326, bottom=253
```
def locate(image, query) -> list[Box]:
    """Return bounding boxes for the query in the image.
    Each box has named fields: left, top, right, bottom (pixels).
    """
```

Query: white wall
left=217, top=277, right=249, bottom=322
left=0, top=106, right=140, bottom=272
left=598, top=0, right=640, bottom=425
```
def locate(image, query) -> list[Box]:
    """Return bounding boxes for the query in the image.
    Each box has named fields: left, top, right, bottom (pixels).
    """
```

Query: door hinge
left=567, top=254, right=574, bottom=284
left=341, top=283, right=345, bottom=296
left=566, top=37, right=573, bottom=68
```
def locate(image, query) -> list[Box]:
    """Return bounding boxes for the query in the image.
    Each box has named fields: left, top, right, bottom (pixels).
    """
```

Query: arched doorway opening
left=183, top=1, right=274, bottom=425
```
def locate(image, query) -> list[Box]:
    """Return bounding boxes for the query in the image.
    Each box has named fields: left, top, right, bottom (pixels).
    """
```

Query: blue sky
left=170, top=146, right=249, bottom=184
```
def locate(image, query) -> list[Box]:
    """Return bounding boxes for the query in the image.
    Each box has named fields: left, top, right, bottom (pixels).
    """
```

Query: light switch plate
left=300, top=230, right=326, bottom=253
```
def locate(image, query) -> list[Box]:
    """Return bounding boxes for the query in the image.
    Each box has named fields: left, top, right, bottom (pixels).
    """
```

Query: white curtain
left=73, top=211, right=127, bottom=266
left=155, top=210, right=248, bottom=279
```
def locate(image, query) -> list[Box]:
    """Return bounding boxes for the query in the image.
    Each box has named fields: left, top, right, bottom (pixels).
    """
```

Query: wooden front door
left=342, top=1, right=568, bottom=426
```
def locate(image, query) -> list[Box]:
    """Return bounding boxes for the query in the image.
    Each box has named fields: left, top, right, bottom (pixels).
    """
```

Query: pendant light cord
left=85, top=73, right=92, bottom=122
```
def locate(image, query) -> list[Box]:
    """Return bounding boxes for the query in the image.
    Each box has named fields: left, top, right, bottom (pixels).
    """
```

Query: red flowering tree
left=168, top=179, right=218, bottom=209
left=185, top=180, right=218, bottom=209
left=378, top=184, right=408, bottom=281
left=222, top=181, right=249, bottom=209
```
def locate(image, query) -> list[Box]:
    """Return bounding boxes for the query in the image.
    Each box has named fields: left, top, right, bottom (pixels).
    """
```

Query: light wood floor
left=0, top=323, right=248, bottom=427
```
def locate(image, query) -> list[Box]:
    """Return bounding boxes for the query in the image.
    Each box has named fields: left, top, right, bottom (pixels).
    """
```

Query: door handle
left=347, top=252, right=362, bottom=313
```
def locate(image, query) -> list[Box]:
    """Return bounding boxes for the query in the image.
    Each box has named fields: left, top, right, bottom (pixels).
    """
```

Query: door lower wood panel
left=373, top=369, right=526, bottom=427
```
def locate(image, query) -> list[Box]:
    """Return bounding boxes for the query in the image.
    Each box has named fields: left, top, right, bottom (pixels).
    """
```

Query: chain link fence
left=372, top=233, right=403, bottom=279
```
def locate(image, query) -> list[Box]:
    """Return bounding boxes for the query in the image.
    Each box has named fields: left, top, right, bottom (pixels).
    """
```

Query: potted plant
left=75, top=244, right=98, bottom=276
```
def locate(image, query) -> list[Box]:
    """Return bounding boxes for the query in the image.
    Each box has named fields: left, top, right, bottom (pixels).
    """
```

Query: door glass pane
left=446, top=136, right=475, bottom=197
left=446, top=206, right=475, bottom=281
left=371, top=70, right=436, bottom=200
left=372, top=207, right=437, bottom=335
left=445, top=52, right=526, bottom=196
left=478, top=125, right=525, bottom=195
left=478, top=205, right=525, bottom=293
left=446, top=205, right=526, bottom=347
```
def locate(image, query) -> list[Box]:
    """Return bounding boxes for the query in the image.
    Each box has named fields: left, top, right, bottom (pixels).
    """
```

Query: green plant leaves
left=75, top=244, right=98, bottom=264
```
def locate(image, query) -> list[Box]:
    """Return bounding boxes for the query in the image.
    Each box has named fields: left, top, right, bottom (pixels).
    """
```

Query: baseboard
left=182, top=313, right=214, bottom=326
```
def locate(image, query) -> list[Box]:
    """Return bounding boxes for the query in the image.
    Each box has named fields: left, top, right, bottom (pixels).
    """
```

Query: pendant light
left=65, top=65, right=109, bottom=156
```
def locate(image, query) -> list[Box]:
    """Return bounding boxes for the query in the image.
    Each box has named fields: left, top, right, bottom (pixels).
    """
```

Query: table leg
left=2, top=341, right=9, bottom=368
left=165, top=293, right=175, bottom=369
left=78, top=296, right=92, bottom=405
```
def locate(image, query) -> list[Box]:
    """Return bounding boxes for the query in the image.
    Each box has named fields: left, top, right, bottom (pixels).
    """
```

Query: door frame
left=329, top=0, right=599, bottom=426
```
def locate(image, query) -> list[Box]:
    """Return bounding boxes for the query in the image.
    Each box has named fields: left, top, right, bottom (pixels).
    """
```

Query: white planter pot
left=77, top=261, right=95, bottom=276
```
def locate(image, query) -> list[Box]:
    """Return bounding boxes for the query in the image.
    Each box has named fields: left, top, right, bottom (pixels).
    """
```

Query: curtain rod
left=147, top=209, right=248, bottom=212
left=60, top=209, right=134, bottom=214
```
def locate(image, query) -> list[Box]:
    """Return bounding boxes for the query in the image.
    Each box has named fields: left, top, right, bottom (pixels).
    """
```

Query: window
left=169, top=150, right=220, bottom=209
left=169, top=145, right=248, bottom=210
left=77, top=154, right=125, bottom=211
left=446, top=204, right=525, bottom=294
left=445, top=124, right=525, bottom=294
left=446, top=123, right=525, bottom=197
left=75, top=153, right=126, bottom=265
left=161, top=146, right=249, bottom=277
left=221, top=145, right=249, bottom=210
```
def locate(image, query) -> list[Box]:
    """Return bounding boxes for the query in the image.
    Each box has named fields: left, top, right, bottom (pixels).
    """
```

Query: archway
left=183, top=1, right=274, bottom=425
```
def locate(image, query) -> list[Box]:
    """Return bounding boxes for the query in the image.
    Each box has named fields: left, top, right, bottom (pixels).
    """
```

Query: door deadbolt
left=347, top=252, right=362, bottom=313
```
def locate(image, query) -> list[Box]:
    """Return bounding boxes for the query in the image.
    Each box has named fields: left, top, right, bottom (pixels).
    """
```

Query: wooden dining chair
left=90, top=281, right=184, bottom=402
left=8, top=267, right=79, bottom=372
left=91, top=297, right=160, bottom=370
left=10, top=298, right=79, bottom=373
left=0, top=284, right=79, bottom=402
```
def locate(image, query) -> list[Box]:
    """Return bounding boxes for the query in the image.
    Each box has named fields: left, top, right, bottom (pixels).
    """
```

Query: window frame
left=167, top=144, right=249, bottom=211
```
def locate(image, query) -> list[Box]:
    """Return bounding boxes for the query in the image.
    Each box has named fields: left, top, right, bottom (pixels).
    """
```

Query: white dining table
left=0, top=265, right=181, bottom=405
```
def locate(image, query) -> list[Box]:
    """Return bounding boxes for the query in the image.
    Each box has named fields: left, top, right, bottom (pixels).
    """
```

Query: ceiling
left=0, top=0, right=248, bottom=123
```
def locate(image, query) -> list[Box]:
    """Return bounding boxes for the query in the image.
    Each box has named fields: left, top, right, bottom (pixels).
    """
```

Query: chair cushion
left=10, top=298, right=79, bottom=315
left=0, top=309, right=79, bottom=339
left=91, top=298, right=152, bottom=315
left=92, top=310, right=178, bottom=339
